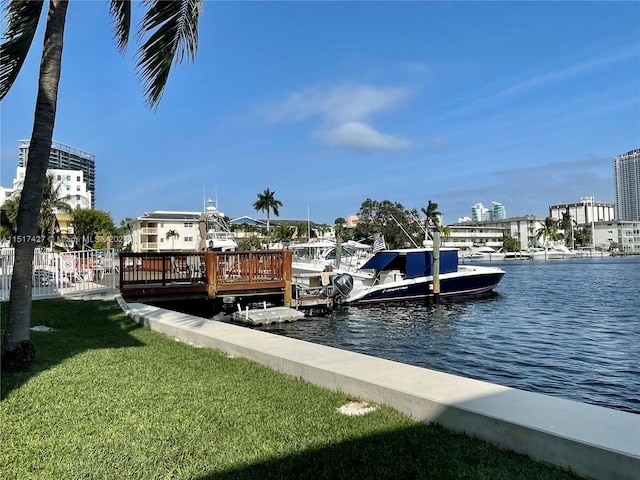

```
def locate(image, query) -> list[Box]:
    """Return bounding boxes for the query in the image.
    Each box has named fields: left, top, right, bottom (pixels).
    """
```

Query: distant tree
left=295, top=222, right=308, bottom=240
left=354, top=199, right=422, bottom=248
left=560, top=212, right=573, bottom=247
left=237, top=236, right=262, bottom=251
left=536, top=217, right=563, bottom=246
left=119, top=217, right=133, bottom=227
left=438, top=225, right=452, bottom=241
left=316, top=223, right=331, bottom=239
left=334, top=217, right=347, bottom=242
left=574, top=225, right=591, bottom=249
left=166, top=230, right=179, bottom=250
left=39, top=173, right=72, bottom=248
left=421, top=200, right=442, bottom=228
left=271, top=224, right=295, bottom=245
left=0, top=195, right=20, bottom=244
left=502, top=236, right=521, bottom=252
left=420, top=199, right=442, bottom=241
left=71, top=208, right=117, bottom=249
left=253, top=188, right=283, bottom=233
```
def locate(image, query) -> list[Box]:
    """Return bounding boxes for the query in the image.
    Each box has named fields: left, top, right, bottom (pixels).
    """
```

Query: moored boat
left=203, top=199, right=237, bottom=251
left=460, top=245, right=505, bottom=262
left=334, top=247, right=505, bottom=304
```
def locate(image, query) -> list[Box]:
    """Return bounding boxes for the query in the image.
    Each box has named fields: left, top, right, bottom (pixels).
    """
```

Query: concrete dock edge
left=117, top=297, right=640, bottom=480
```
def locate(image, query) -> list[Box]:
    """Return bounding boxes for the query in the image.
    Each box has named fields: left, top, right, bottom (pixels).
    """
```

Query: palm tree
left=39, top=173, right=72, bottom=249
left=536, top=217, right=563, bottom=247
left=271, top=224, right=295, bottom=245
left=0, top=195, right=20, bottom=244
left=0, top=0, right=203, bottom=370
left=334, top=217, right=347, bottom=242
left=253, top=188, right=283, bottom=233
left=165, top=230, right=179, bottom=251
left=421, top=200, right=442, bottom=240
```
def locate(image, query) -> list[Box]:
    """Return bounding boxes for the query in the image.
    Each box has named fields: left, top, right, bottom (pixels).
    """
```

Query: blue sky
left=1, top=1, right=639, bottom=226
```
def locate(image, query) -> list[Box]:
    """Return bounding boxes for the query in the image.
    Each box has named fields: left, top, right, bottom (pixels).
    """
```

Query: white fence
left=0, top=248, right=117, bottom=301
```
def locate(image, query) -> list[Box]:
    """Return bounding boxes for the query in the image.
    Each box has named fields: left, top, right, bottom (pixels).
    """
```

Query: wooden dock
left=119, top=251, right=293, bottom=306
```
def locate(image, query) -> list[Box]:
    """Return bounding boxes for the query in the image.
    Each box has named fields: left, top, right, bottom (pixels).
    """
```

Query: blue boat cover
left=361, top=252, right=398, bottom=270
left=406, top=252, right=428, bottom=278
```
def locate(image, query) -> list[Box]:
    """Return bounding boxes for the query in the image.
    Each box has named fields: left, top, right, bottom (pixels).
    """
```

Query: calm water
left=251, top=257, right=640, bottom=414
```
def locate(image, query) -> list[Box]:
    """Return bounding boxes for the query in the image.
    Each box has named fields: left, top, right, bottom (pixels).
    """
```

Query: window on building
left=76, top=186, right=80, bottom=191
left=66, top=175, right=71, bottom=181
left=76, top=176, right=80, bottom=181
left=184, top=222, right=193, bottom=228
left=57, top=175, right=61, bottom=181
left=184, top=236, right=193, bottom=242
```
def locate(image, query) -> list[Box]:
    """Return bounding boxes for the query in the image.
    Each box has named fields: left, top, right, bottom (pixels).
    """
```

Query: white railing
left=0, top=248, right=117, bottom=301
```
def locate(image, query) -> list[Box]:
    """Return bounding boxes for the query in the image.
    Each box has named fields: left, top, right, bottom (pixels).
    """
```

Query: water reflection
left=241, top=259, right=639, bottom=413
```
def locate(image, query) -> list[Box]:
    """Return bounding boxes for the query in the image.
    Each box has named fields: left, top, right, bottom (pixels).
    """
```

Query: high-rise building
left=614, top=148, right=640, bottom=221
left=471, top=203, right=490, bottom=221
left=18, top=140, right=95, bottom=208
left=491, top=202, right=506, bottom=220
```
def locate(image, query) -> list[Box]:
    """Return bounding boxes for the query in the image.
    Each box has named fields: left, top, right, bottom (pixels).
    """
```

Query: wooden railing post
left=283, top=250, right=292, bottom=307
left=204, top=252, right=218, bottom=299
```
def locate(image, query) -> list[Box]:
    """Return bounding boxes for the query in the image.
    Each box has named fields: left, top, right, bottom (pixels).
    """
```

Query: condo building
left=18, top=140, right=95, bottom=208
left=549, top=199, right=615, bottom=225
left=614, top=148, right=640, bottom=221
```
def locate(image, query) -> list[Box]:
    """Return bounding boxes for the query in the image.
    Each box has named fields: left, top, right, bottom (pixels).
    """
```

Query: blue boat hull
left=351, top=271, right=505, bottom=304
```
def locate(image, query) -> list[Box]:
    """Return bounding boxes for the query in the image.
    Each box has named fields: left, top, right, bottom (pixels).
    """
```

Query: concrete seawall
left=117, top=297, right=640, bottom=480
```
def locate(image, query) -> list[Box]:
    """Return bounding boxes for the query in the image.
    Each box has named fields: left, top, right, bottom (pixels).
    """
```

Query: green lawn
left=1, top=299, right=582, bottom=479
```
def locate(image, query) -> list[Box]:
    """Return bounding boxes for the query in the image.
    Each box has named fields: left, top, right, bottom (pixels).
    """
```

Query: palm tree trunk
left=2, top=0, right=68, bottom=370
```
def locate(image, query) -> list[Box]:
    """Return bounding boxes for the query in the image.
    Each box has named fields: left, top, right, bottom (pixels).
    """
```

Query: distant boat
left=203, top=199, right=237, bottom=252
left=530, top=242, right=577, bottom=260
left=460, top=245, right=505, bottom=262
left=333, top=247, right=505, bottom=304
left=290, top=240, right=374, bottom=285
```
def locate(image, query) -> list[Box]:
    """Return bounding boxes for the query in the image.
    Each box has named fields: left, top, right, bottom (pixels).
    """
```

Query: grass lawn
left=1, top=299, right=583, bottom=480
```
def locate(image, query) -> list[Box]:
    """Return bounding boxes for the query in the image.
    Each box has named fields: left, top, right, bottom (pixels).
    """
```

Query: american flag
left=372, top=235, right=386, bottom=253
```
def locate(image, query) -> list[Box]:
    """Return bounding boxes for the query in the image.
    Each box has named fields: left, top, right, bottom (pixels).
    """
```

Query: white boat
left=290, top=240, right=373, bottom=284
left=332, top=247, right=506, bottom=304
left=460, top=245, right=505, bottom=262
left=203, top=199, right=237, bottom=252
left=503, top=251, right=533, bottom=260
left=530, top=242, right=577, bottom=260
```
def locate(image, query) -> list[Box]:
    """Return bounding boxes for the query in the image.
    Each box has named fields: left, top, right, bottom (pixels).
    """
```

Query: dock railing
left=119, top=250, right=293, bottom=304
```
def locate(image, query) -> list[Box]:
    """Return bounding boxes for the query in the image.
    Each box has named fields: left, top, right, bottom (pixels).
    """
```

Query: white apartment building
left=18, top=139, right=96, bottom=208
left=449, top=216, right=548, bottom=250
left=125, top=211, right=204, bottom=252
left=1, top=167, right=92, bottom=211
left=593, top=220, right=640, bottom=252
left=549, top=198, right=615, bottom=225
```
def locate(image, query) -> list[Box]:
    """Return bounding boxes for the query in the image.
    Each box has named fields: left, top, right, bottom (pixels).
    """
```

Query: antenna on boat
left=409, top=211, right=430, bottom=240
left=307, top=205, right=311, bottom=242
left=390, top=215, right=419, bottom=248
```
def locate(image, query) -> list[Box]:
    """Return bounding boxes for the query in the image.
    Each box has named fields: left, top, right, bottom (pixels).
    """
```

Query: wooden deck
left=119, top=251, right=293, bottom=304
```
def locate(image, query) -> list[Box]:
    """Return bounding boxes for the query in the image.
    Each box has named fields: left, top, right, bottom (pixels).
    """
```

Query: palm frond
left=0, top=0, right=44, bottom=100
left=136, top=0, right=202, bottom=108
left=109, top=0, right=131, bottom=53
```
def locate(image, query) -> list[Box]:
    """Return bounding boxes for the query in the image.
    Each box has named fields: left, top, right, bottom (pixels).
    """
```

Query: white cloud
left=318, top=122, right=410, bottom=151
left=262, top=84, right=412, bottom=152
left=264, top=85, right=410, bottom=124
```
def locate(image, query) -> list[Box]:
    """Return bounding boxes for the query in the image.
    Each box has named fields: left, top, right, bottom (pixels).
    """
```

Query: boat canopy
left=360, top=252, right=398, bottom=270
